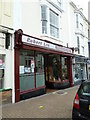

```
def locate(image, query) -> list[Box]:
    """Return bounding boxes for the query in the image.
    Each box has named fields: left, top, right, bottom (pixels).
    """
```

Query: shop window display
left=19, top=50, right=45, bottom=92
left=19, top=50, right=35, bottom=92
left=35, top=53, right=45, bottom=87
left=74, top=63, right=87, bottom=82
left=52, top=58, right=61, bottom=81
left=48, top=55, right=61, bottom=82
left=62, top=57, right=68, bottom=80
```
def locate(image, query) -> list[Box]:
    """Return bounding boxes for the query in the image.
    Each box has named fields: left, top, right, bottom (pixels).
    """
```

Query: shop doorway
left=19, top=50, right=46, bottom=100
left=44, top=54, right=70, bottom=90
left=44, top=54, right=61, bottom=93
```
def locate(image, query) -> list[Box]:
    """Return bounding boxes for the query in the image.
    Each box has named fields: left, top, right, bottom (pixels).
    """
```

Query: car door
left=78, top=82, right=90, bottom=118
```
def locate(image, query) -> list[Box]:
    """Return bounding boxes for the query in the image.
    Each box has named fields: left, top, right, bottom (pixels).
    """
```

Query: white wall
left=68, top=0, right=89, bottom=58
left=0, top=33, right=14, bottom=90
left=61, top=0, right=69, bottom=47
left=21, top=0, right=41, bottom=37
left=67, top=0, right=76, bottom=48
left=13, top=0, right=22, bottom=30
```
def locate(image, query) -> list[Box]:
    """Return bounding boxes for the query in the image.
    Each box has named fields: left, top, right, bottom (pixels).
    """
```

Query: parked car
left=72, top=80, right=90, bottom=120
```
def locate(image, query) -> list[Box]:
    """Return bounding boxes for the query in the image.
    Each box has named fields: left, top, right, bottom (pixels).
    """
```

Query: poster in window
left=19, top=66, right=24, bottom=74
left=24, top=67, right=31, bottom=73
left=31, top=60, right=35, bottom=72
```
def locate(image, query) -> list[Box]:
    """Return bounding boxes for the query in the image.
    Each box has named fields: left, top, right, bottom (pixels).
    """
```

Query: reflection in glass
left=19, top=50, right=35, bottom=92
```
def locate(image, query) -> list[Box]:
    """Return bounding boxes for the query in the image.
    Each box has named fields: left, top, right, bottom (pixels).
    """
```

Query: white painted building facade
left=67, top=1, right=89, bottom=84
left=0, top=1, right=15, bottom=104
left=0, top=0, right=89, bottom=104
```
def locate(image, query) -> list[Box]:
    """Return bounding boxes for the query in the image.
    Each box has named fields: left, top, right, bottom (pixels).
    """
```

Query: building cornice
left=46, top=0, right=63, bottom=13
left=0, top=25, right=14, bottom=34
left=70, top=1, right=90, bottom=24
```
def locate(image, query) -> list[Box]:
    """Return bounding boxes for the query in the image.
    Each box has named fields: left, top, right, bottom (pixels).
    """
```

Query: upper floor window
left=41, top=5, right=47, bottom=34
left=80, top=23, right=83, bottom=31
left=50, top=10, right=59, bottom=38
left=57, top=0, right=62, bottom=7
left=76, top=14, right=79, bottom=28
left=88, top=44, right=90, bottom=58
left=41, top=5, right=60, bottom=39
left=88, top=29, right=90, bottom=38
left=77, top=36, right=80, bottom=54
left=82, top=46, right=84, bottom=55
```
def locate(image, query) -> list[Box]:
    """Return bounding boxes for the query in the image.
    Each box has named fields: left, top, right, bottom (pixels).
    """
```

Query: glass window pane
left=47, top=55, right=61, bottom=82
left=19, top=50, right=35, bottom=92
left=50, top=25, right=59, bottom=38
left=80, top=83, right=90, bottom=96
left=77, top=36, right=80, bottom=54
left=36, top=53, right=45, bottom=88
left=42, top=21, right=47, bottom=34
left=41, top=5, right=47, bottom=20
left=62, top=57, right=68, bottom=80
left=50, top=10, right=59, bottom=38
left=76, top=14, right=79, bottom=28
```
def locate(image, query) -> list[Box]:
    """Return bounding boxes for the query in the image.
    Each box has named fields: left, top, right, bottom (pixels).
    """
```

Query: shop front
left=0, top=29, right=14, bottom=104
left=73, top=55, right=88, bottom=85
left=15, top=29, right=73, bottom=102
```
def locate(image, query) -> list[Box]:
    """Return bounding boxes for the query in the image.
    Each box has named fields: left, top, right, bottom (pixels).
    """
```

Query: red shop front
left=14, top=29, right=73, bottom=102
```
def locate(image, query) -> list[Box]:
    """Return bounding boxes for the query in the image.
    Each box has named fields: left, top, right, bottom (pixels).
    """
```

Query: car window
left=79, top=83, right=90, bottom=96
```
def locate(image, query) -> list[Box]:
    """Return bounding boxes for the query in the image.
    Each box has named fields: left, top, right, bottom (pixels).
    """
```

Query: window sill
left=40, top=34, right=63, bottom=43
left=0, top=88, right=12, bottom=92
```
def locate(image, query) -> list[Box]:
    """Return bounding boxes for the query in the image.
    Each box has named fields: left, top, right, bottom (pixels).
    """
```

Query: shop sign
left=75, top=57, right=87, bottom=63
left=22, top=36, right=72, bottom=54
left=31, top=60, right=35, bottom=73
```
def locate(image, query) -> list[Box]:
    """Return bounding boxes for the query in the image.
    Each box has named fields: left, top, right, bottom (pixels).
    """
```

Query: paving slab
left=1, top=86, right=79, bottom=119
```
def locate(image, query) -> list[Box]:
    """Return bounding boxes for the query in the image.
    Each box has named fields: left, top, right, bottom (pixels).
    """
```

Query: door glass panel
left=47, top=54, right=61, bottom=82
left=36, top=53, right=45, bottom=88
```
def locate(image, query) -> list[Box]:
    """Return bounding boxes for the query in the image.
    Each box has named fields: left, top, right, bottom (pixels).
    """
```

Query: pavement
left=1, top=85, right=79, bottom=119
